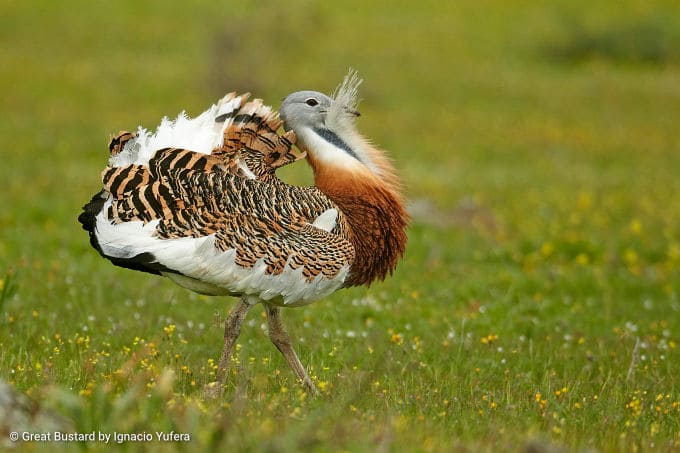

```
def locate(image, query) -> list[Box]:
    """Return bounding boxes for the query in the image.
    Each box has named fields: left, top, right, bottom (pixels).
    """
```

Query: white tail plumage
left=109, top=93, right=245, bottom=168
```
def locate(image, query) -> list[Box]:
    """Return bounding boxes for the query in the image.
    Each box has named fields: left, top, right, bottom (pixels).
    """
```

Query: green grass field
left=1, top=1, right=680, bottom=451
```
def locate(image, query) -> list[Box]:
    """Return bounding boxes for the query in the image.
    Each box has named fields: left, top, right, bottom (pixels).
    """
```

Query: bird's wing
left=82, top=97, right=354, bottom=305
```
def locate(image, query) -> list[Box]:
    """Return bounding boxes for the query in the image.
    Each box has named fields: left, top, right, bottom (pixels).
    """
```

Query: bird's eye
left=305, top=98, right=319, bottom=107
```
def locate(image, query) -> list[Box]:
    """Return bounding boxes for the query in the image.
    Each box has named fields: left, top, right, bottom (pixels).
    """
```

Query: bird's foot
left=202, top=381, right=225, bottom=399
left=302, top=378, right=319, bottom=396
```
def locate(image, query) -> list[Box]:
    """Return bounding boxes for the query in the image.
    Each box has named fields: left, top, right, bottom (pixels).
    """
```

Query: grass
left=1, top=0, right=679, bottom=451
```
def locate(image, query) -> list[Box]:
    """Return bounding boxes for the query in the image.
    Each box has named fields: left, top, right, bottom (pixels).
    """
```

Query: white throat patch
left=298, top=127, right=365, bottom=171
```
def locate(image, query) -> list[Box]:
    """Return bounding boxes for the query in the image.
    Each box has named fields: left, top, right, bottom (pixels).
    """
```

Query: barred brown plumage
left=78, top=73, right=408, bottom=395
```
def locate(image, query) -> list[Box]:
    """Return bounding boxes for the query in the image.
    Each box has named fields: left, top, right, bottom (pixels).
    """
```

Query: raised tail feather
left=79, top=94, right=305, bottom=276
left=214, top=97, right=303, bottom=178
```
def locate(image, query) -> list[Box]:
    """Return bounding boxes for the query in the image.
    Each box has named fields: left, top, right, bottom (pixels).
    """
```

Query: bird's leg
left=264, top=304, right=318, bottom=395
left=215, top=295, right=255, bottom=387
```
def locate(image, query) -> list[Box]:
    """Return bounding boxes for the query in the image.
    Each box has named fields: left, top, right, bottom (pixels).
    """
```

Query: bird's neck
left=307, top=153, right=408, bottom=287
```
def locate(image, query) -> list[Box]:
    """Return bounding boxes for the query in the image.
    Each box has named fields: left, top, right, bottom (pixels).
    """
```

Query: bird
left=78, top=71, right=408, bottom=394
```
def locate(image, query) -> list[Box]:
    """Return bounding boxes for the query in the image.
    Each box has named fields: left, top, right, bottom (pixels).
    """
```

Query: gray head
left=279, top=71, right=365, bottom=167
left=278, top=71, right=398, bottom=187
left=279, top=91, right=336, bottom=132
left=280, top=70, right=362, bottom=132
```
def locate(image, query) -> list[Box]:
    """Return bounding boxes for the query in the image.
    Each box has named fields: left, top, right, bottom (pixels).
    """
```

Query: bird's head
left=280, top=70, right=399, bottom=192
left=279, top=91, right=353, bottom=130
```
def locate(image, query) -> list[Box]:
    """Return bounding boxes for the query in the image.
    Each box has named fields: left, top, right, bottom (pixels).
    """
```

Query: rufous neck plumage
left=307, top=147, right=408, bottom=287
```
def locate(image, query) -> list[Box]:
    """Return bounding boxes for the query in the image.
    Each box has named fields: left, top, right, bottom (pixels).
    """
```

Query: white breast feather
left=311, top=208, right=338, bottom=232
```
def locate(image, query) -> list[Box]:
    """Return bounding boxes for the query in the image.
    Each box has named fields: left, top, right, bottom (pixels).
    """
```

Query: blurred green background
left=1, top=1, right=680, bottom=451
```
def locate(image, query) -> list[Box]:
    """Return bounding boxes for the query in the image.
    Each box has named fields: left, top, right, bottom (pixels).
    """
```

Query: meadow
left=1, top=1, right=679, bottom=451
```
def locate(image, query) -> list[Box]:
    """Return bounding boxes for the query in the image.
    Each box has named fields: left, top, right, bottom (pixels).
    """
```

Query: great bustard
left=78, top=72, right=408, bottom=394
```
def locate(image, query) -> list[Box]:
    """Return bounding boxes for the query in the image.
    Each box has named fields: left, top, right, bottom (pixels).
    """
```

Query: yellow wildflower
left=576, top=253, right=589, bottom=266
left=480, top=334, right=498, bottom=345
left=163, top=324, right=176, bottom=336
left=390, top=333, right=404, bottom=346
left=540, top=242, right=554, bottom=257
